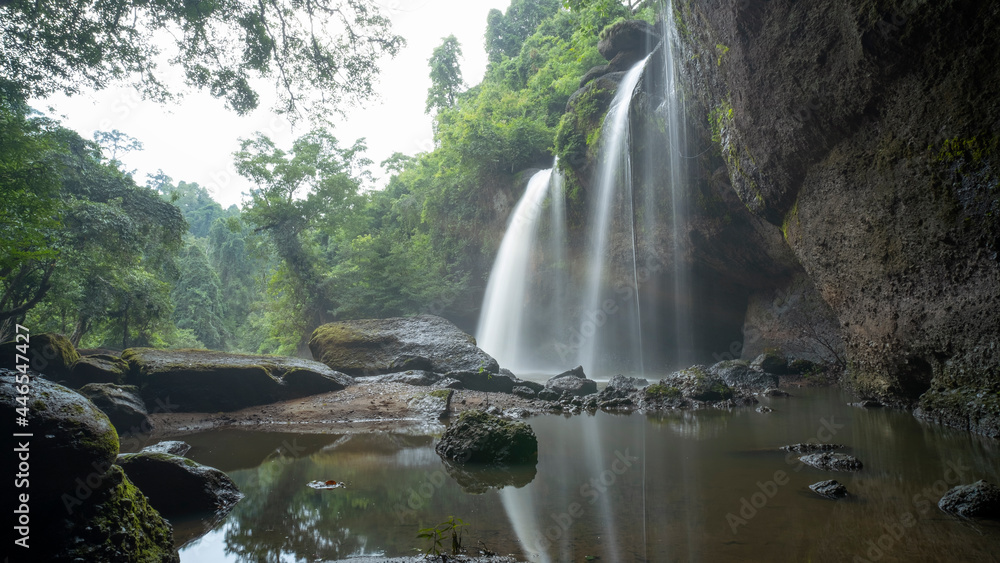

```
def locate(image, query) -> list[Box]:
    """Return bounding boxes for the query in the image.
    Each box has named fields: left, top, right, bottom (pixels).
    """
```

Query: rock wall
left=675, top=0, right=1000, bottom=434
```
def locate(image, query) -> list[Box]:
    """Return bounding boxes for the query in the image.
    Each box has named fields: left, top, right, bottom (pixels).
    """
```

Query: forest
left=1, top=0, right=651, bottom=355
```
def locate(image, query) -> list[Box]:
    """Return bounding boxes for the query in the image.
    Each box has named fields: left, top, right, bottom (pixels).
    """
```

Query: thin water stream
left=165, top=388, right=1000, bottom=562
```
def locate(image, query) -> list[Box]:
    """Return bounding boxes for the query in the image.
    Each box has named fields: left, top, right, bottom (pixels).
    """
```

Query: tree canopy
left=425, top=35, right=465, bottom=114
left=0, top=0, right=405, bottom=118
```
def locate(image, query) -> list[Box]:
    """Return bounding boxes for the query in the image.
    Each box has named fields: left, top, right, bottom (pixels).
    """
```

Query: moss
left=428, top=389, right=453, bottom=400
left=709, top=99, right=733, bottom=144
left=645, top=383, right=682, bottom=400
left=715, top=43, right=730, bottom=66
left=32, top=399, right=46, bottom=410
left=782, top=198, right=800, bottom=240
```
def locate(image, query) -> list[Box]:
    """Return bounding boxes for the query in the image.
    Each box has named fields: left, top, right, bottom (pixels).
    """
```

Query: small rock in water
left=762, top=387, right=789, bottom=397
left=938, top=480, right=1000, bottom=518
left=799, top=452, right=863, bottom=472
left=849, top=399, right=883, bottom=408
left=140, top=440, right=192, bottom=456
left=809, top=480, right=849, bottom=499
left=756, top=405, right=773, bottom=413
left=780, top=443, right=845, bottom=453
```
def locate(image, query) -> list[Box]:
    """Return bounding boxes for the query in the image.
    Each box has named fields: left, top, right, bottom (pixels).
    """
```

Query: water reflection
left=177, top=388, right=1000, bottom=562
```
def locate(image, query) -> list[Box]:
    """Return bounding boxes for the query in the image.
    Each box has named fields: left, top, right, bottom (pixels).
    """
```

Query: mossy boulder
left=0, top=374, right=178, bottom=561
left=79, top=383, right=152, bottom=436
left=597, top=19, right=660, bottom=61
left=709, top=360, right=780, bottom=391
left=71, top=353, right=130, bottom=386
left=309, top=315, right=499, bottom=377
left=435, top=409, right=538, bottom=466
left=122, top=348, right=353, bottom=412
left=660, top=365, right=735, bottom=402
left=0, top=332, right=79, bottom=380
left=0, top=374, right=119, bottom=500
left=117, top=452, right=243, bottom=518
left=750, top=351, right=790, bottom=375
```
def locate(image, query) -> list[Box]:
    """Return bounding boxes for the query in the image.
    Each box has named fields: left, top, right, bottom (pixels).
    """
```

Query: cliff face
left=675, top=0, right=1000, bottom=434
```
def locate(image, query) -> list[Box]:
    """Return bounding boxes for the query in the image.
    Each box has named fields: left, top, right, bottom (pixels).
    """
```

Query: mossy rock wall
left=676, top=0, right=1000, bottom=433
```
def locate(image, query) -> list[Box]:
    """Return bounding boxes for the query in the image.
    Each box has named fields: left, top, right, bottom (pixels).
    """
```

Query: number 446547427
left=14, top=324, right=30, bottom=419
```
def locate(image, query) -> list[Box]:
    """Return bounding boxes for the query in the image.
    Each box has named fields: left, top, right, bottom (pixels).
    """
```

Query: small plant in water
left=416, top=515, right=466, bottom=560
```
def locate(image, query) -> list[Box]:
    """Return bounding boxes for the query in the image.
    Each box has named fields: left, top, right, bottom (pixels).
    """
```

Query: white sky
left=35, top=0, right=510, bottom=208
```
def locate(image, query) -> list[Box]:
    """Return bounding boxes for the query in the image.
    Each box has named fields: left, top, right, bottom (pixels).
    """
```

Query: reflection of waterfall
left=476, top=163, right=569, bottom=375
left=575, top=55, right=650, bottom=377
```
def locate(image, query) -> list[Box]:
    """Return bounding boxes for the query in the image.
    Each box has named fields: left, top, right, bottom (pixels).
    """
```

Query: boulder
left=408, top=389, right=453, bottom=421
left=660, top=365, right=734, bottom=401
left=71, top=354, right=130, bottom=386
left=781, top=443, right=845, bottom=453
left=448, top=370, right=516, bottom=393
left=938, top=480, right=1000, bottom=518
left=435, top=409, right=538, bottom=465
left=0, top=332, right=79, bottom=380
left=799, top=452, right=863, bottom=472
left=597, top=19, right=660, bottom=61
left=0, top=374, right=118, bottom=500
left=372, top=370, right=441, bottom=386
left=117, top=452, right=243, bottom=518
left=441, top=458, right=537, bottom=494
left=579, top=63, right=611, bottom=88
left=545, top=366, right=598, bottom=397
left=598, top=374, right=650, bottom=401
left=78, top=383, right=152, bottom=436
left=709, top=360, right=780, bottom=391
left=0, top=373, right=178, bottom=561
left=809, top=480, right=849, bottom=499
left=309, top=315, right=499, bottom=376
left=750, top=351, right=789, bottom=375
left=389, top=354, right=435, bottom=372
left=141, top=440, right=192, bottom=456
left=512, top=385, right=536, bottom=399
left=122, top=348, right=353, bottom=412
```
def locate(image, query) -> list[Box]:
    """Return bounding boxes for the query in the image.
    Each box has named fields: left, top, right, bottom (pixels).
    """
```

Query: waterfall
left=574, top=55, right=651, bottom=378
left=476, top=166, right=566, bottom=374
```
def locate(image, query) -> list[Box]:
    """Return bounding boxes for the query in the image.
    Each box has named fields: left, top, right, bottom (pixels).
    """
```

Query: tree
left=484, top=0, right=563, bottom=63
left=235, top=129, right=369, bottom=333
left=425, top=35, right=465, bottom=114
left=172, top=242, right=227, bottom=350
left=0, top=0, right=405, bottom=119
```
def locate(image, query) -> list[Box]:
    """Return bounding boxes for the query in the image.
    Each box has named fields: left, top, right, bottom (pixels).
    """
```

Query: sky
left=35, top=0, right=510, bottom=208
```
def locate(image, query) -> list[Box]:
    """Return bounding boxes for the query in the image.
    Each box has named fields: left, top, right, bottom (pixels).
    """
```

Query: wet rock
left=799, top=452, right=863, bottom=472
left=580, top=63, right=611, bottom=87
left=505, top=407, right=530, bottom=419
left=762, top=388, right=789, bottom=397
left=0, top=375, right=178, bottom=561
left=537, top=388, right=561, bottom=401
left=597, top=19, right=659, bottom=61
left=512, top=385, right=536, bottom=399
left=448, top=370, right=516, bottom=393
left=545, top=366, right=598, bottom=397
left=141, top=440, right=192, bottom=456
left=408, top=389, right=453, bottom=421
left=373, top=370, right=441, bottom=386
left=709, top=360, right=780, bottom=391
left=0, top=332, right=79, bottom=380
left=435, top=409, right=538, bottom=465
left=436, top=377, right=464, bottom=389
left=71, top=353, right=130, bottom=386
left=849, top=399, right=883, bottom=408
left=810, top=480, right=849, bottom=499
left=598, top=374, right=649, bottom=401
left=660, top=365, right=734, bottom=401
left=1, top=375, right=118, bottom=500
left=781, top=443, right=845, bottom=453
left=78, top=383, right=152, bottom=436
left=751, top=351, right=789, bottom=375
left=117, top=452, right=243, bottom=518
left=309, top=315, right=499, bottom=376
left=389, top=354, right=434, bottom=372
left=756, top=405, right=773, bottom=413
left=122, top=348, right=353, bottom=412
left=938, top=480, right=1000, bottom=518
left=788, top=358, right=819, bottom=375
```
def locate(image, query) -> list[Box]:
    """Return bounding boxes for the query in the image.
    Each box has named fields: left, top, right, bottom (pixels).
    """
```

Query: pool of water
left=167, top=387, right=1000, bottom=562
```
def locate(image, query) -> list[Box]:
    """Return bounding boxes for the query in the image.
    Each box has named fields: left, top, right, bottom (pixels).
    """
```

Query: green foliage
left=426, top=35, right=465, bottom=114
left=645, top=383, right=682, bottom=400
left=485, top=0, right=563, bottom=63
left=0, top=0, right=405, bottom=119
left=416, top=515, right=466, bottom=558
left=171, top=242, right=227, bottom=349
